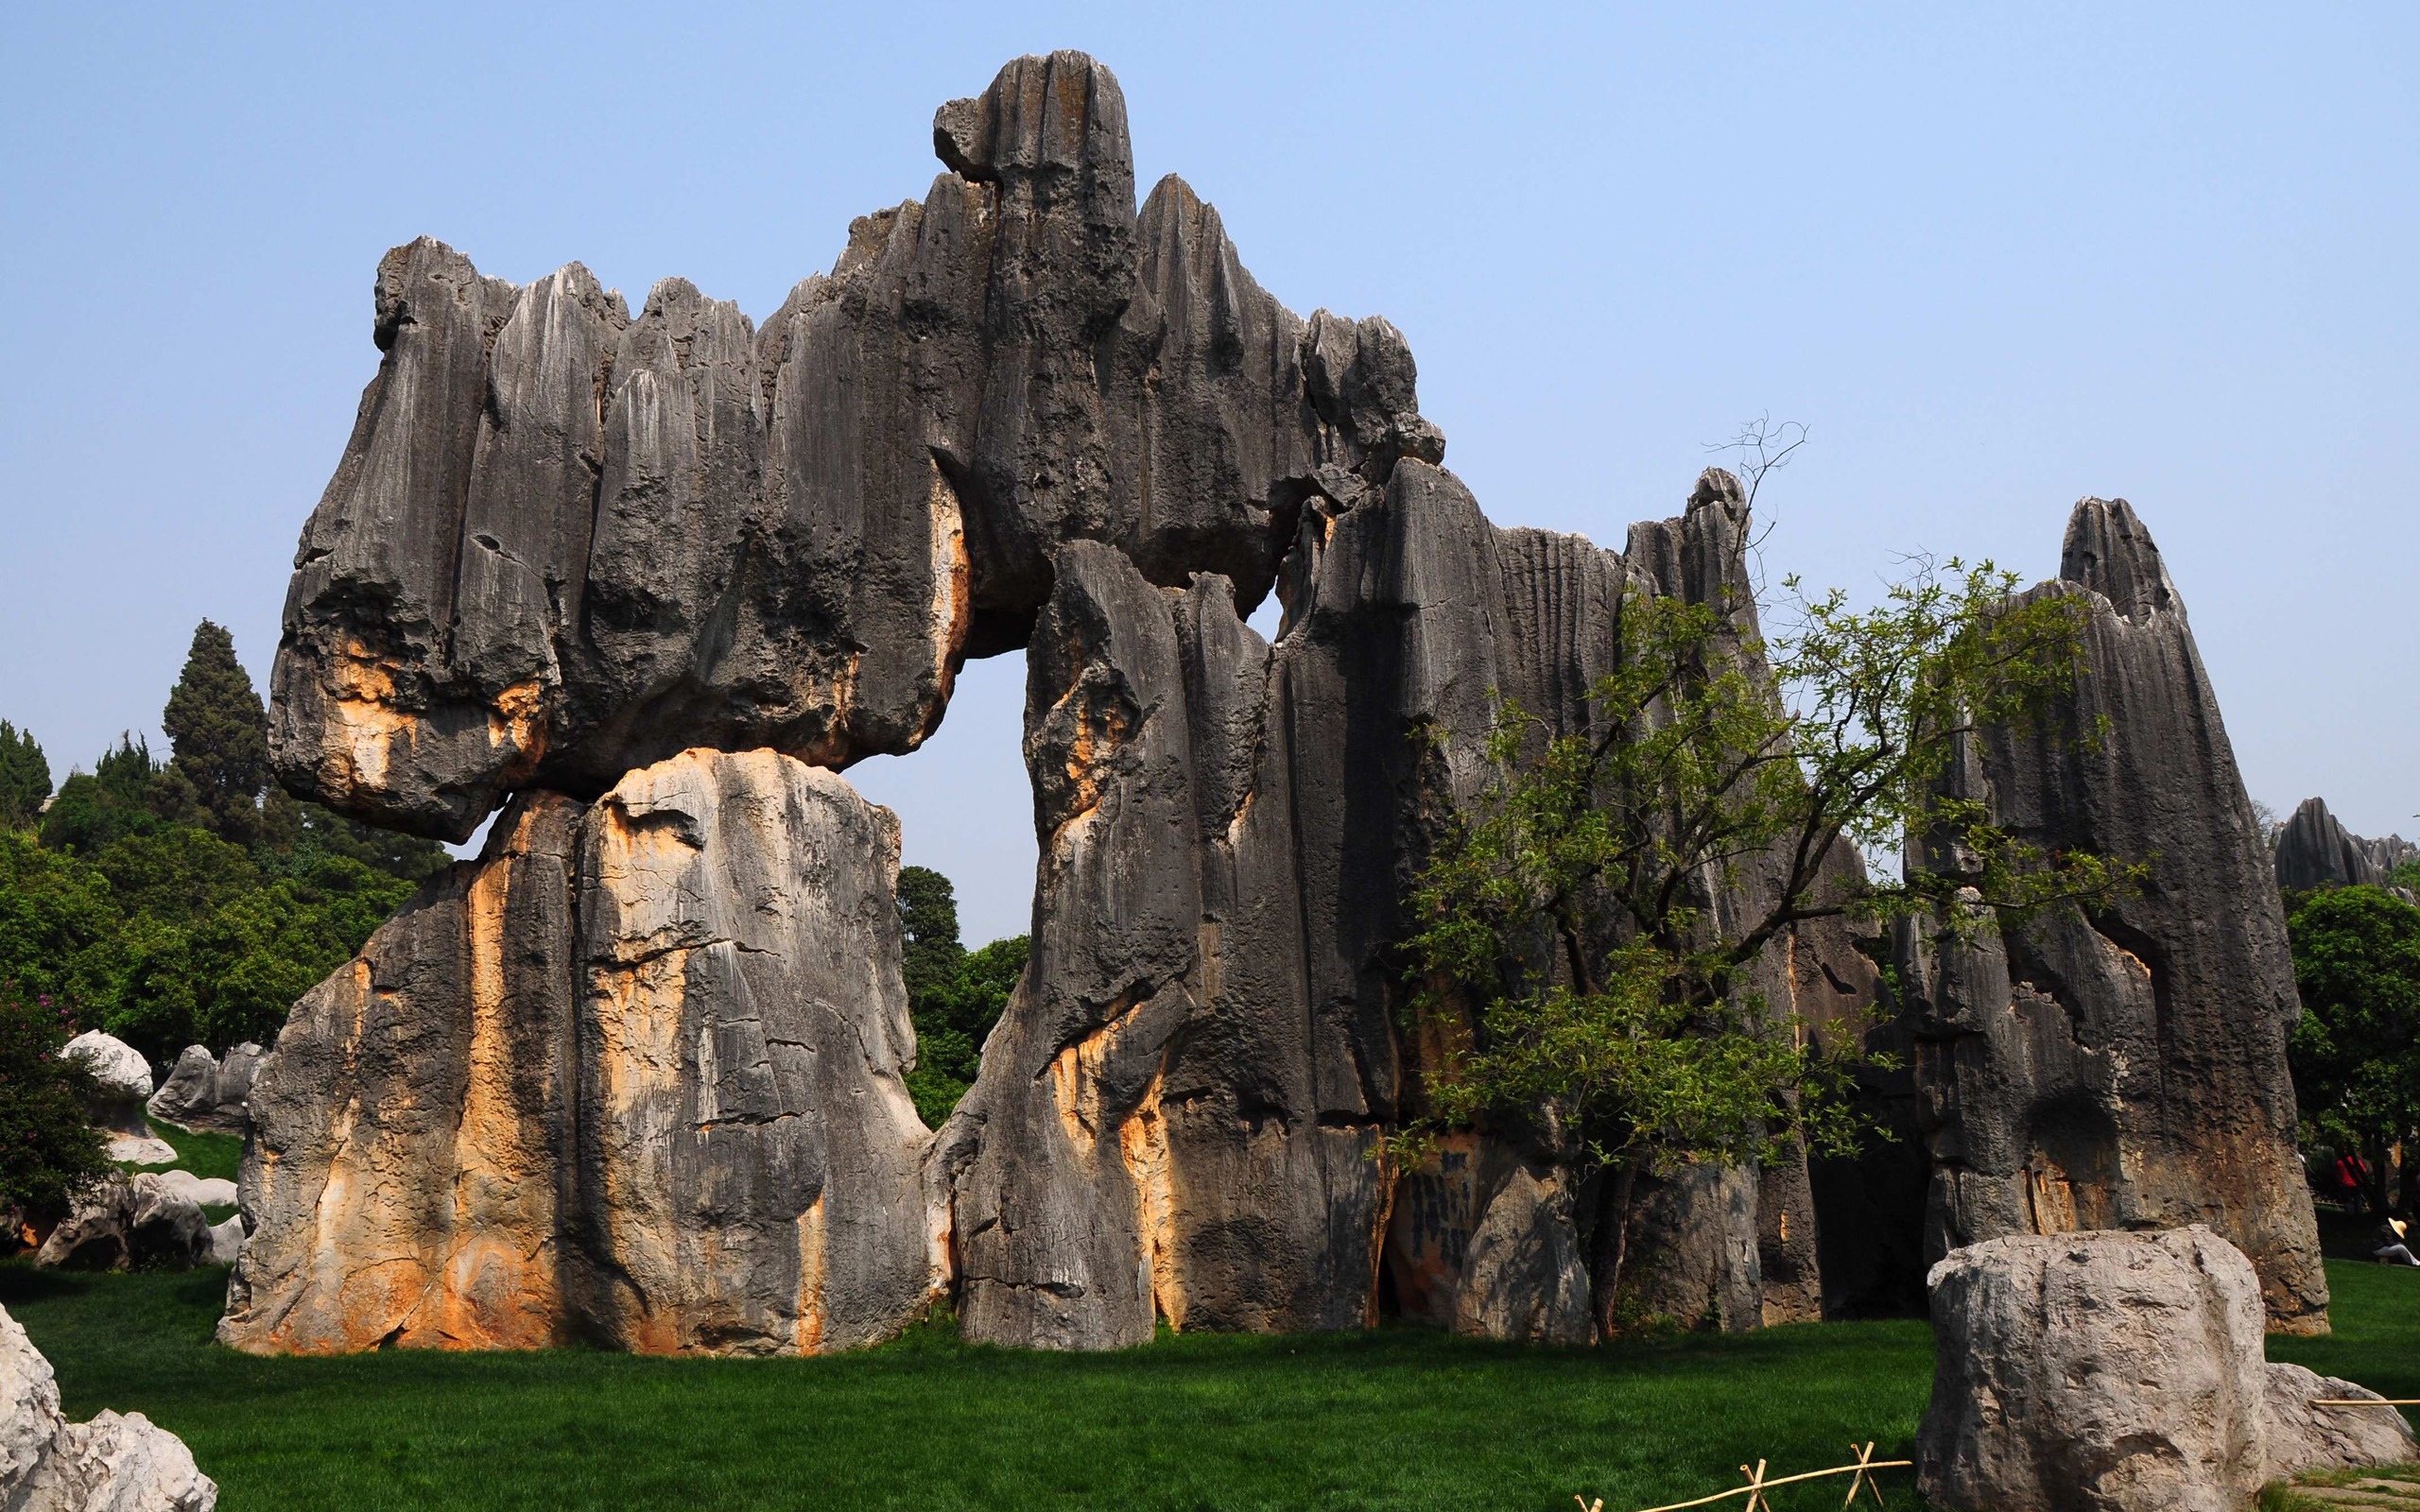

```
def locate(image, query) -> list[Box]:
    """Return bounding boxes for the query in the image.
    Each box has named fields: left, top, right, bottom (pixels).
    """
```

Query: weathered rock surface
left=269, top=52, right=1438, bottom=842
left=60, top=1032, right=149, bottom=1137
left=251, top=50, right=2316, bottom=1360
left=935, top=460, right=1899, bottom=1346
left=2275, top=796, right=2412, bottom=892
left=32, top=1180, right=132, bottom=1271
left=147, top=1172, right=236, bottom=1211
left=205, top=1216, right=243, bottom=1268
left=1897, top=498, right=2328, bottom=1332
left=222, top=750, right=932, bottom=1355
left=2262, top=1362, right=2420, bottom=1480
left=29, top=1175, right=212, bottom=1273
left=145, top=1044, right=262, bottom=1135
left=102, top=1135, right=176, bottom=1167
left=570, top=748, right=934, bottom=1354
left=1, top=1303, right=216, bottom=1512
left=1917, top=1227, right=2268, bottom=1512
left=223, top=792, right=584, bottom=1352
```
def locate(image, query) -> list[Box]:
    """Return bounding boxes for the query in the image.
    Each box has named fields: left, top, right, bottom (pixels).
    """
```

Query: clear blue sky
left=3, top=3, right=2412, bottom=943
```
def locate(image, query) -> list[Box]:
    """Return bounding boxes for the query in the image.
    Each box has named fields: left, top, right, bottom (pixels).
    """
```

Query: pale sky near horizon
left=3, top=4, right=2412, bottom=944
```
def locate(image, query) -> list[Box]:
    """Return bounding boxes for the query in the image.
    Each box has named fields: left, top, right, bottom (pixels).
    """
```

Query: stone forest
left=6, top=45, right=2416, bottom=1512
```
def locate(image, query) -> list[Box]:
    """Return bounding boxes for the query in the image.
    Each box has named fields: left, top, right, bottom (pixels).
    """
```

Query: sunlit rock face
left=251, top=49, right=2308, bottom=1357
left=220, top=751, right=933, bottom=1356
left=268, top=52, right=1433, bottom=843
left=222, top=793, right=583, bottom=1353
left=1895, top=499, right=2329, bottom=1333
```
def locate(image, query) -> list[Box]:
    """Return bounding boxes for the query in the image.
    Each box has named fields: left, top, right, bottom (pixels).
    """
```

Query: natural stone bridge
left=220, top=51, right=2325, bottom=1355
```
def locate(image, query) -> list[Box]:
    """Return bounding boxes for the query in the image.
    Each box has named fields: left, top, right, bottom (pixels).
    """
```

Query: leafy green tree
left=39, top=734, right=169, bottom=854
left=894, top=865, right=1028, bottom=1126
left=0, top=831, right=126, bottom=1022
left=0, top=720, right=50, bottom=829
left=898, top=865, right=968, bottom=1006
left=2287, top=885, right=2420, bottom=1216
left=163, top=620, right=271, bottom=844
left=1403, top=555, right=2130, bottom=1330
left=0, top=985, right=112, bottom=1229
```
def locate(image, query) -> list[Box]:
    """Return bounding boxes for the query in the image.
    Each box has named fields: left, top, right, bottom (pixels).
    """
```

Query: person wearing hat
left=2377, top=1216, right=2420, bottom=1266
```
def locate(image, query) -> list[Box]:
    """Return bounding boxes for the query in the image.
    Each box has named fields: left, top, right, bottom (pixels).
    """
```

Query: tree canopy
left=895, top=864, right=1027, bottom=1127
left=0, top=719, right=48, bottom=828
left=162, top=619, right=272, bottom=843
left=0, top=622, right=449, bottom=1062
left=0, top=985, right=112, bottom=1225
left=2287, top=884, right=2420, bottom=1214
left=1403, top=549, right=2129, bottom=1327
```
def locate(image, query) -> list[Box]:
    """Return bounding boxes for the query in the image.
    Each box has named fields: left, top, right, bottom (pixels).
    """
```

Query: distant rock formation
left=247, top=50, right=2308, bottom=1356
left=1894, top=500, right=2328, bottom=1332
left=2274, top=795, right=2413, bottom=891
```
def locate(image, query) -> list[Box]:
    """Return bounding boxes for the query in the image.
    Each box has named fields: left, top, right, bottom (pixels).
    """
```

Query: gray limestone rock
left=268, top=52, right=1445, bottom=842
left=2276, top=796, right=2391, bottom=891
left=1897, top=498, right=2329, bottom=1332
left=145, top=1044, right=261, bottom=1136
left=2261, top=1362, right=2419, bottom=1481
left=0, top=1304, right=216, bottom=1512
left=569, top=749, right=935, bottom=1355
left=59, top=1032, right=148, bottom=1138
left=122, top=1176, right=211, bottom=1271
left=32, top=1179, right=131, bottom=1272
left=941, top=461, right=1851, bottom=1348
left=205, top=1216, right=243, bottom=1268
left=1916, top=1227, right=2269, bottom=1512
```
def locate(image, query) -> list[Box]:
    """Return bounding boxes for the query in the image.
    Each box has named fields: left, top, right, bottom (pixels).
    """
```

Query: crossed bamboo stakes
left=1580, top=1441, right=1909, bottom=1512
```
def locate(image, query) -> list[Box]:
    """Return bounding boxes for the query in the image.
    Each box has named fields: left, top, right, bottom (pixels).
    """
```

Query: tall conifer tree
left=0, top=720, right=49, bottom=829
left=162, top=620, right=269, bottom=843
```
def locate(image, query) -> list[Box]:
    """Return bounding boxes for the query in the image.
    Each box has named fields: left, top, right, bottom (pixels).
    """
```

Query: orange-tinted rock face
left=221, top=753, right=934, bottom=1357
left=221, top=793, right=579, bottom=1353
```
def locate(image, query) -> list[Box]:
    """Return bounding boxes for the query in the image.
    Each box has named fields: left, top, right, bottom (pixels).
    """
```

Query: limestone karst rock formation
left=1918, top=1228, right=2272, bottom=1512
left=2274, top=794, right=2413, bottom=891
left=147, top=1043, right=263, bottom=1135
left=1894, top=498, right=2329, bottom=1332
left=250, top=50, right=2313, bottom=1356
left=268, top=50, right=1430, bottom=842
left=220, top=750, right=934, bottom=1354
left=2, top=1304, right=216, bottom=1512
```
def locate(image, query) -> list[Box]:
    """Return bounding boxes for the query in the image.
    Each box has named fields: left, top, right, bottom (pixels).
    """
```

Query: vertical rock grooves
left=1895, top=498, right=2328, bottom=1332
left=222, top=752, right=932, bottom=1355
left=249, top=49, right=2312, bottom=1355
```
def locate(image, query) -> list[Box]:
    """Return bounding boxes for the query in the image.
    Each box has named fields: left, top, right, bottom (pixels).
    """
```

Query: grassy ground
left=3, top=1256, right=2411, bottom=1511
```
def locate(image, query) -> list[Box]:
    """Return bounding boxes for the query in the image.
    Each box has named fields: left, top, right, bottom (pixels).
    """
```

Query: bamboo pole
left=1623, top=1453, right=1916, bottom=1512
left=2313, top=1399, right=2420, bottom=1407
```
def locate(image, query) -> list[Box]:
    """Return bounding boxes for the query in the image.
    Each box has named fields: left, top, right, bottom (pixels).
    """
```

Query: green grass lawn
left=3, top=1256, right=2411, bottom=1511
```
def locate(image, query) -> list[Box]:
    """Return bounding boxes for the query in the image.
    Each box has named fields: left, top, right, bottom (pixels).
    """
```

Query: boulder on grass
left=124, top=1176, right=212, bottom=1270
left=30, top=1177, right=211, bottom=1273
left=31, top=1180, right=130, bottom=1272
left=0, top=1302, right=216, bottom=1511
left=1916, top=1227, right=2268, bottom=1512
left=147, top=1172, right=236, bottom=1211
left=145, top=1046, right=262, bottom=1136
left=60, top=1033, right=150, bottom=1138
left=2261, top=1362, right=2419, bottom=1480
left=205, top=1217, right=243, bottom=1268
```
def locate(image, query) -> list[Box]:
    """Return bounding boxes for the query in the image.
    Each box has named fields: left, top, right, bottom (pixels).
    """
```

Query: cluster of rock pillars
left=218, top=51, right=2329, bottom=1356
